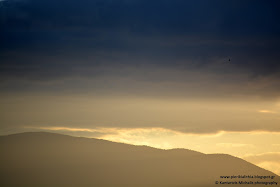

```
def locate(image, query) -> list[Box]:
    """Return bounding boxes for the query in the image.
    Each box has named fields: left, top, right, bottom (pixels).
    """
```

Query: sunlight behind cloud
left=216, top=143, right=254, bottom=148
left=25, top=126, right=280, bottom=155
left=2, top=94, right=280, bottom=136
left=243, top=152, right=280, bottom=175
left=258, top=110, right=278, bottom=114
left=258, top=162, right=280, bottom=176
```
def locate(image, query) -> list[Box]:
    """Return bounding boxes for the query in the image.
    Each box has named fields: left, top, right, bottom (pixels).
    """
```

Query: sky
left=1, top=0, right=280, bottom=175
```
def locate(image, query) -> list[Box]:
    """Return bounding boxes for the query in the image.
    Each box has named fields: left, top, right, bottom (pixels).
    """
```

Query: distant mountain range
left=0, top=132, right=279, bottom=187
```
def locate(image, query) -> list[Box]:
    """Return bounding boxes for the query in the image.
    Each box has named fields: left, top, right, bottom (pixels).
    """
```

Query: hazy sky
left=1, top=0, right=280, bottom=174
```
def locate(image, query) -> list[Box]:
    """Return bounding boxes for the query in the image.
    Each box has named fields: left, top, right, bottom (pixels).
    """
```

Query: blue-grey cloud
left=1, top=0, right=280, bottom=99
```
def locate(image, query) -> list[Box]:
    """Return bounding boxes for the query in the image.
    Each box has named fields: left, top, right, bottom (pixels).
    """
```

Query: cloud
left=258, top=110, right=278, bottom=114
left=243, top=152, right=280, bottom=175
left=1, top=0, right=280, bottom=101
left=24, top=126, right=185, bottom=149
left=1, top=64, right=280, bottom=101
left=243, top=152, right=280, bottom=163
left=258, top=162, right=280, bottom=176
left=26, top=126, right=183, bottom=136
left=38, top=126, right=100, bottom=132
left=2, top=92, right=280, bottom=136
left=25, top=126, right=280, bottom=137
left=24, top=126, right=280, bottom=152
left=3, top=92, right=278, bottom=134
left=216, top=143, right=254, bottom=148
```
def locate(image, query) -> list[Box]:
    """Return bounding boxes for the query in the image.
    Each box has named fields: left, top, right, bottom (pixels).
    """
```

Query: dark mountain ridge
left=0, top=132, right=279, bottom=187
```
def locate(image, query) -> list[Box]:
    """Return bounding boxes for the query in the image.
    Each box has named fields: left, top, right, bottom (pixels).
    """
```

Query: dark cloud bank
left=1, top=0, right=280, bottom=99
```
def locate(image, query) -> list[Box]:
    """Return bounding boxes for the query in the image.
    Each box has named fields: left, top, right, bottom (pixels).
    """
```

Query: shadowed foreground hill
left=0, top=132, right=279, bottom=187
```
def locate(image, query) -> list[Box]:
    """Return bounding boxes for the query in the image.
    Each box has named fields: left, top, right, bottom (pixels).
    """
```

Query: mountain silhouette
left=0, top=132, right=279, bottom=187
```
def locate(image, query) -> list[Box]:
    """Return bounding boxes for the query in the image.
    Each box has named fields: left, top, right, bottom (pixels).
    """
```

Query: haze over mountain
left=0, top=132, right=279, bottom=187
